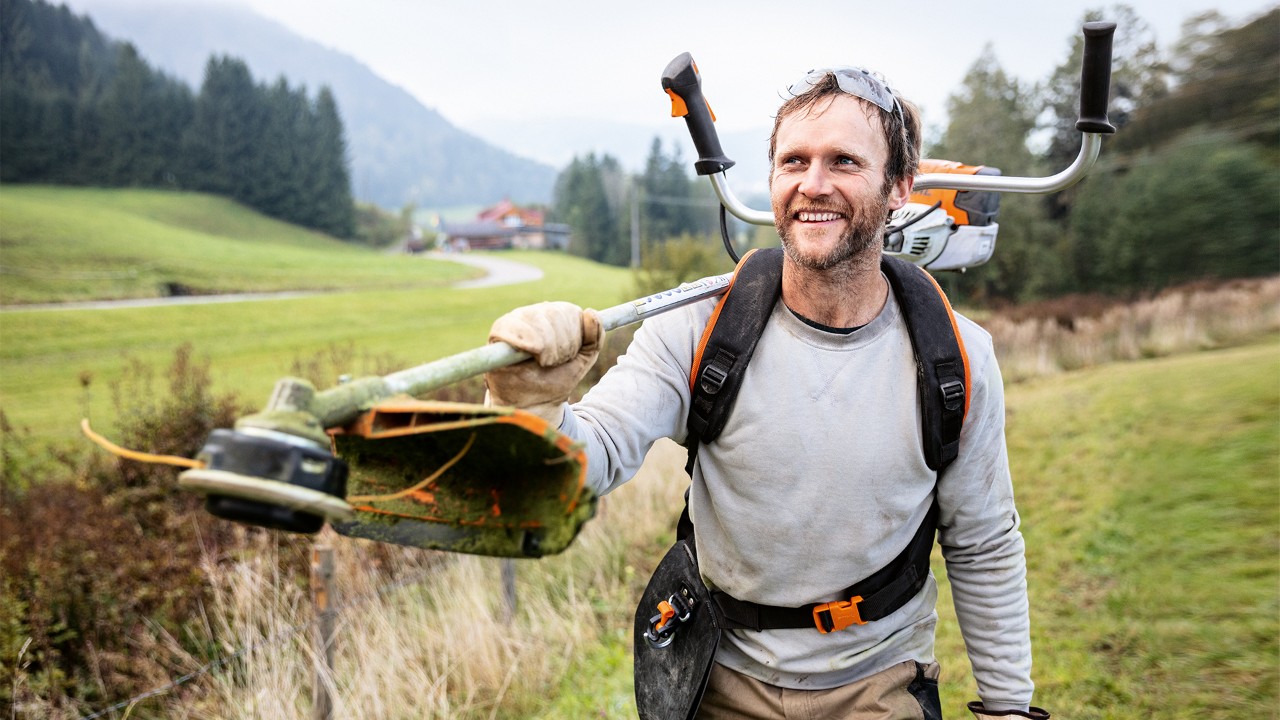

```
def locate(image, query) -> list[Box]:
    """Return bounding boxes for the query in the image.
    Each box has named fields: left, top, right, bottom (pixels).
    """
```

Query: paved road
left=431, top=252, right=544, bottom=288
left=1, top=252, right=543, bottom=312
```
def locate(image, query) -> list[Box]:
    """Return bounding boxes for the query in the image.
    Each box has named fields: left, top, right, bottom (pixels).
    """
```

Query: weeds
left=984, top=276, right=1280, bottom=382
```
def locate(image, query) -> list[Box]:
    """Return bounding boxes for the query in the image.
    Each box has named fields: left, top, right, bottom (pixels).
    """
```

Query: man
left=486, top=67, right=1046, bottom=719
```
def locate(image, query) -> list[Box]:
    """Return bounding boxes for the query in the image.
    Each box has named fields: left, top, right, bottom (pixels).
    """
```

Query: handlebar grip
left=661, top=52, right=736, bottom=175
left=1076, top=21, right=1118, bottom=134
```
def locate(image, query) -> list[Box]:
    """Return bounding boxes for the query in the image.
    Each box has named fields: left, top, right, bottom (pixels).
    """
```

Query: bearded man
left=485, top=67, right=1046, bottom=720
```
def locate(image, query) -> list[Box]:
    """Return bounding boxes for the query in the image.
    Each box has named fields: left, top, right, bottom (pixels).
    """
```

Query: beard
left=775, top=189, right=891, bottom=272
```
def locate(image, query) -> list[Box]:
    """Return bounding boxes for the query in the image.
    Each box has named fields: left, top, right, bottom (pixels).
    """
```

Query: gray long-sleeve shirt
left=558, top=285, right=1034, bottom=709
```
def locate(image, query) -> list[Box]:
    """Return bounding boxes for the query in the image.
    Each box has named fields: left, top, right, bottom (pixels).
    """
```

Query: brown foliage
left=0, top=345, right=266, bottom=712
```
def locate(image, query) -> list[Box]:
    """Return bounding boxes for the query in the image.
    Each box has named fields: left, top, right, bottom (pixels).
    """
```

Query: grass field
left=0, top=188, right=635, bottom=442
left=0, top=186, right=479, bottom=304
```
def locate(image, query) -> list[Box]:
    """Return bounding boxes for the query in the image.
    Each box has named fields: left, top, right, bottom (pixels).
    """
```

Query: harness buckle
left=940, top=379, right=964, bottom=412
left=700, top=363, right=729, bottom=395
left=812, top=595, right=865, bottom=634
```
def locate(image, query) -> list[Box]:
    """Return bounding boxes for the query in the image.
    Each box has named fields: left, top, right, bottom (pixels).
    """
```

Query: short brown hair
left=768, top=73, right=922, bottom=192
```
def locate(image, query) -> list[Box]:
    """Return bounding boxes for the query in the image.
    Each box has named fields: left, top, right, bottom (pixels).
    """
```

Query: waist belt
left=708, top=500, right=938, bottom=634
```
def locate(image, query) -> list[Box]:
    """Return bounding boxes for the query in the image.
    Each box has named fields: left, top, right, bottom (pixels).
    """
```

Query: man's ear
left=887, top=175, right=914, bottom=211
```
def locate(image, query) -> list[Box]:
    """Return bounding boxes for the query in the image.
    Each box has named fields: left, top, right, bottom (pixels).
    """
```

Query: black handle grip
left=1077, top=21, right=1118, bottom=134
left=661, top=52, right=735, bottom=175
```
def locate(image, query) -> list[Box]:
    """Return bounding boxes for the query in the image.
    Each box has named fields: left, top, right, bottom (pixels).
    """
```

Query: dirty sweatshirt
left=557, top=285, right=1035, bottom=710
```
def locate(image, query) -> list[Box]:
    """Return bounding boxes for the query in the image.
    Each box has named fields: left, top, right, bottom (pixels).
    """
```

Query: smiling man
left=485, top=67, right=1047, bottom=720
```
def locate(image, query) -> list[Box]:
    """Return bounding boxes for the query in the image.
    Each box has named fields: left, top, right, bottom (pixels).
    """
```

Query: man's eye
left=836, top=156, right=857, bottom=166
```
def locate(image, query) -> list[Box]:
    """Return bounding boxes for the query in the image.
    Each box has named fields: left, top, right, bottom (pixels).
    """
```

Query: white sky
left=171, top=0, right=1273, bottom=133
left=61, top=0, right=1276, bottom=173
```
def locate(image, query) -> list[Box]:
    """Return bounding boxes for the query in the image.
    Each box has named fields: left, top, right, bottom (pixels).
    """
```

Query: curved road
left=1, top=252, right=543, bottom=312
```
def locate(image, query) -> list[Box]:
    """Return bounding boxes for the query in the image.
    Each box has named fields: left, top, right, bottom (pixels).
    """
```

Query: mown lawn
left=0, top=250, right=636, bottom=443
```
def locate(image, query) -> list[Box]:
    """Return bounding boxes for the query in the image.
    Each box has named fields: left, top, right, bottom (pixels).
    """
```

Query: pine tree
left=305, top=87, right=355, bottom=237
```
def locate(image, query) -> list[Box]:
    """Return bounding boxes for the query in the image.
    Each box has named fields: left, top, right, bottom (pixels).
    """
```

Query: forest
left=0, top=0, right=356, bottom=238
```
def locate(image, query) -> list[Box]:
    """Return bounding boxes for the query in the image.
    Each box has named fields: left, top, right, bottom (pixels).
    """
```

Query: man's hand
left=485, top=301, right=602, bottom=426
left=967, top=702, right=1050, bottom=719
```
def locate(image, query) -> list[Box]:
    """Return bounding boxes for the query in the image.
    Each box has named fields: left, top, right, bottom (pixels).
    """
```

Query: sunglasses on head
left=785, top=66, right=903, bottom=120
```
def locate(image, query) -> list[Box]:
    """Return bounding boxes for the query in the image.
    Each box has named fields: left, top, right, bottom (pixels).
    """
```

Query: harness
left=681, top=246, right=970, bottom=634
left=632, top=247, right=971, bottom=720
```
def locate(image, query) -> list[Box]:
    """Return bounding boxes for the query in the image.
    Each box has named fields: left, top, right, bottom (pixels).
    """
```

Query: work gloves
left=485, top=301, right=602, bottom=427
left=967, top=703, right=1050, bottom=719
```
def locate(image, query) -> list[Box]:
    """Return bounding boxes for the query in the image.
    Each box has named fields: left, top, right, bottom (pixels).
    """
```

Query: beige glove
left=967, top=702, right=1050, bottom=719
left=484, top=301, right=602, bottom=426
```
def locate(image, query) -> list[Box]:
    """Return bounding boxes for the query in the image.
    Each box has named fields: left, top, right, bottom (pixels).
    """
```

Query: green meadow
left=0, top=187, right=633, bottom=442
left=0, top=186, right=485, bottom=304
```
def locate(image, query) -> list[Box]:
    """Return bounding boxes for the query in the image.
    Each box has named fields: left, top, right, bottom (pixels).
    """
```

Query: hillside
left=0, top=186, right=634, bottom=441
left=0, top=186, right=477, bottom=305
left=61, top=0, right=557, bottom=208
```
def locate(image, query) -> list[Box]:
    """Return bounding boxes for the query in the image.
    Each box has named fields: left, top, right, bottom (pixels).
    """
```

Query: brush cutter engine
left=884, top=160, right=1002, bottom=271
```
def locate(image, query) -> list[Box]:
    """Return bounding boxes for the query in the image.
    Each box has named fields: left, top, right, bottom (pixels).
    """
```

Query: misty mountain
left=70, top=0, right=556, bottom=209
left=469, top=117, right=774, bottom=198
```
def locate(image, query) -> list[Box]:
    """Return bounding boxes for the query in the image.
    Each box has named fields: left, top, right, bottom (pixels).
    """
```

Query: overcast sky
left=65, top=0, right=1277, bottom=169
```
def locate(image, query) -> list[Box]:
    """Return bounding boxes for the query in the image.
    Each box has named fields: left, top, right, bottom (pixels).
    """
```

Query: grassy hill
left=0, top=186, right=480, bottom=304
left=0, top=186, right=635, bottom=441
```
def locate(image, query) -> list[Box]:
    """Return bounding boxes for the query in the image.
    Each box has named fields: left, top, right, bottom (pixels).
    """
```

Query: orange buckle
left=812, top=596, right=865, bottom=634
left=655, top=600, right=677, bottom=631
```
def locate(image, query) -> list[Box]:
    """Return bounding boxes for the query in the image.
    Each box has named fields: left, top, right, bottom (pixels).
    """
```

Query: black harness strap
left=675, top=249, right=970, bottom=633
left=686, top=247, right=784, bottom=451
left=881, top=254, right=969, bottom=471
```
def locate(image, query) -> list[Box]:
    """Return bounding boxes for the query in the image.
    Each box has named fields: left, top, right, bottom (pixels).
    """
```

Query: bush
left=0, top=345, right=257, bottom=713
left=631, top=234, right=734, bottom=298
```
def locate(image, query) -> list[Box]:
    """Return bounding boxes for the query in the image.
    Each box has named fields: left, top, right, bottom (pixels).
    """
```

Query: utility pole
left=631, top=186, right=641, bottom=268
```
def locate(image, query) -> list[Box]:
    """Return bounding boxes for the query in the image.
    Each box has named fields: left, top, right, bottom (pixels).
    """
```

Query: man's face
left=769, top=95, right=911, bottom=271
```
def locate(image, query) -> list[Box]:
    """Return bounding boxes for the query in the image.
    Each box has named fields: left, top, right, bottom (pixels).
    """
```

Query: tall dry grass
left=984, top=277, right=1280, bottom=382
left=181, top=440, right=688, bottom=719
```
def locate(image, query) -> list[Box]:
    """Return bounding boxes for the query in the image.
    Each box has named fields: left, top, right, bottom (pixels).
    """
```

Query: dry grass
left=177, top=441, right=688, bottom=719
left=984, top=277, right=1280, bottom=382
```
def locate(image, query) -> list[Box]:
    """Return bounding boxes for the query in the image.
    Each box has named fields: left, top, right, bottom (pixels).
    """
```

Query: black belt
left=707, top=501, right=938, bottom=634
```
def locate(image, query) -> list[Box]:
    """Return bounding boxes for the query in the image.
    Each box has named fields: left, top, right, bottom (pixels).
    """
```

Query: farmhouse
left=437, top=199, right=570, bottom=251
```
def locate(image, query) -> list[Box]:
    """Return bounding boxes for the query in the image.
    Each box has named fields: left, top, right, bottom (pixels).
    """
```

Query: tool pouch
left=633, top=538, right=722, bottom=720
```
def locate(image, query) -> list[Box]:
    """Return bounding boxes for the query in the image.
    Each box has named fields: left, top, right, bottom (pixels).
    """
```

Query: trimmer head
left=329, top=399, right=595, bottom=558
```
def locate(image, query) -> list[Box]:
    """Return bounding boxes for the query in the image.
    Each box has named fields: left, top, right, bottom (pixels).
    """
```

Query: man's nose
left=798, top=163, right=833, bottom=198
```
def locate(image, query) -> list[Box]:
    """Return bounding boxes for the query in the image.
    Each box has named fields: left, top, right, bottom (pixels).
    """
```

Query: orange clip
left=655, top=600, right=676, bottom=631
left=812, top=596, right=865, bottom=634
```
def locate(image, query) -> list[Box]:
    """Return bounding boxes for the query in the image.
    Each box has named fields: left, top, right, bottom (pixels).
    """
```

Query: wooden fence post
left=500, top=558, right=517, bottom=624
left=311, top=544, right=336, bottom=720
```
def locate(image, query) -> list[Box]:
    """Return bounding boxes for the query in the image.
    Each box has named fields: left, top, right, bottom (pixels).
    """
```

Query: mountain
left=468, top=117, right=774, bottom=198
left=66, top=0, right=556, bottom=209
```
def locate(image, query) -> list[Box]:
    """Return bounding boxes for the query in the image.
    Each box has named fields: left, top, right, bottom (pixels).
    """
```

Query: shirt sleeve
left=935, top=320, right=1035, bottom=710
left=558, top=304, right=704, bottom=496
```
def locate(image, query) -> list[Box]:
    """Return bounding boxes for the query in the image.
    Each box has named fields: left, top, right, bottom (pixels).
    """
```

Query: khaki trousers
left=695, top=659, right=942, bottom=720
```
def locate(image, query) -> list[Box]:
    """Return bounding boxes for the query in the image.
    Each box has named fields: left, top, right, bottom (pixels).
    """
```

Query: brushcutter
left=87, top=22, right=1116, bottom=559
